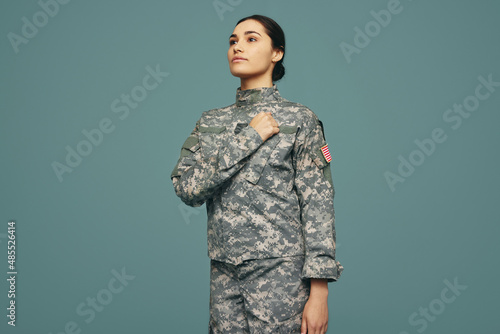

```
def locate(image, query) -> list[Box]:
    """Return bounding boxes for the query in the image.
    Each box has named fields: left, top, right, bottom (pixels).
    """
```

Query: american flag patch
left=321, top=144, right=332, bottom=163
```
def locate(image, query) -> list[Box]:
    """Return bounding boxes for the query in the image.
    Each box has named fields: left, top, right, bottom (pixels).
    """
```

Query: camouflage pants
left=208, top=254, right=311, bottom=333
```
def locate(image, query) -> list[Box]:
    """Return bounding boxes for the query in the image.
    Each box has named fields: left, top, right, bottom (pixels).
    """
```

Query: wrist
left=309, top=278, right=329, bottom=298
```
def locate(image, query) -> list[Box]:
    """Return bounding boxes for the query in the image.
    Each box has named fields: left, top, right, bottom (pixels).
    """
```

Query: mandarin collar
left=235, top=84, right=282, bottom=107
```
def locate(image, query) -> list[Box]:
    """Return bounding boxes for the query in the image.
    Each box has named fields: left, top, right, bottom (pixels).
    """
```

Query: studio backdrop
left=1, top=0, right=499, bottom=333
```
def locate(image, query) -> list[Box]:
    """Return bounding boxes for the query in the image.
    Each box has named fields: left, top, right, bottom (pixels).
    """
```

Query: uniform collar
left=235, top=84, right=282, bottom=107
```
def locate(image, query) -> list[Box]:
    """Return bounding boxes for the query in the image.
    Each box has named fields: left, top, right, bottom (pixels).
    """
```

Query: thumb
left=301, top=317, right=307, bottom=334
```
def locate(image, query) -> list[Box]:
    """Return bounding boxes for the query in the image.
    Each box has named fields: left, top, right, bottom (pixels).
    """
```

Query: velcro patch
left=320, top=144, right=332, bottom=163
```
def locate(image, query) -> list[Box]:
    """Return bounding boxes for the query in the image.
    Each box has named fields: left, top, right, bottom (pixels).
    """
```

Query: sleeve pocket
left=311, top=145, right=329, bottom=169
left=311, top=145, right=334, bottom=188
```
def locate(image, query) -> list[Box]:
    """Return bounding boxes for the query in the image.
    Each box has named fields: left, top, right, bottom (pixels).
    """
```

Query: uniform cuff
left=301, top=257, right=344, bottom=283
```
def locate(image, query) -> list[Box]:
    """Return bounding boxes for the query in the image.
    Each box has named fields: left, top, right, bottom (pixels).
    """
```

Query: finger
left=258, top=112, right=268, bottom=119
left=301, top=319, right=307, bottom=334
left=260, top=112, right=270, bottom=122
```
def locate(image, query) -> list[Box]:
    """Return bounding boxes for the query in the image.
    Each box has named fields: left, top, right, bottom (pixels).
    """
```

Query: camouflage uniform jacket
left=171, top=84, right=343, bottom=282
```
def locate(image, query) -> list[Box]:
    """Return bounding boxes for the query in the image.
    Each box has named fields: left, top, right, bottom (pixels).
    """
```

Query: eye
left=229, top=37, right=257, bottom=46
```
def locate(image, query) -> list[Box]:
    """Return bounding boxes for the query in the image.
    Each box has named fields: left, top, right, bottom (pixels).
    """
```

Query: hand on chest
left=199, top=115, right=299, bottom=193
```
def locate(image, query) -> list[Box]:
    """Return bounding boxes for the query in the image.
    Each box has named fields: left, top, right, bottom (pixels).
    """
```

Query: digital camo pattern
left=171, top=84, right=343, bottom=282
left=209, top=255, right=310, bottom=333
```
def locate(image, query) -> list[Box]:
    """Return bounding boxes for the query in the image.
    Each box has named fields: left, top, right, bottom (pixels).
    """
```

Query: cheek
left=254, top=49, right=272, bottom=66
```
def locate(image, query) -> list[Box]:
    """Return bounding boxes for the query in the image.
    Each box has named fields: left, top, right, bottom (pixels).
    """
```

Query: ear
left=272, top=47, right=284, bottom=63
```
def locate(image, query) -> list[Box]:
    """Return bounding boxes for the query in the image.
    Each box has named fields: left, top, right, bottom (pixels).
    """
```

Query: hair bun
left=273, top=62, right=285, bottom=82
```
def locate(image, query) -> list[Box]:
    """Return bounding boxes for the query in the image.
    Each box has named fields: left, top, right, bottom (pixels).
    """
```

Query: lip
left=232, top=57, right=247, bottom=62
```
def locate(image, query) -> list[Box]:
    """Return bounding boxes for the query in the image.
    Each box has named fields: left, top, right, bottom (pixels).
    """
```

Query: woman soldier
left=171, top=14, right=343, bottom=334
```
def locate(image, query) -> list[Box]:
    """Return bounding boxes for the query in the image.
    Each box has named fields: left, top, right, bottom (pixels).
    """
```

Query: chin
left=229, top=70, right=252, bottom=79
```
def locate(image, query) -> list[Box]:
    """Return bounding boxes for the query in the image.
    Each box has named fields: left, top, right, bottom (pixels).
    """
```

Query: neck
left=240, top=74, right=273, bottom=91
left=235, top=83, right=280, bottom=107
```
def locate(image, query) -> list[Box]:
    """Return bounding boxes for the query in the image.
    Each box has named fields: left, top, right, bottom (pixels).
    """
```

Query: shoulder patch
left=320, top=143, right=332, bottom=163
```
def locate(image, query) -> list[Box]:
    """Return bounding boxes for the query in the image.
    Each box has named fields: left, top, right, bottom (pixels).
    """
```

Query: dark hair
left=236, top=14, right=286, bottom=82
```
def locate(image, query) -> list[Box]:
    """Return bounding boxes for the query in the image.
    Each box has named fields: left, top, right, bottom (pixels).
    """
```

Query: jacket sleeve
left=171, top=117, right=264, bottom=207
left=294, top=115, right=343, bottom=282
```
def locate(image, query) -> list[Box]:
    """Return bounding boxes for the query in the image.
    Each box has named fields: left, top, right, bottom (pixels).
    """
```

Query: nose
left=233, top=42, right=243, bottom=53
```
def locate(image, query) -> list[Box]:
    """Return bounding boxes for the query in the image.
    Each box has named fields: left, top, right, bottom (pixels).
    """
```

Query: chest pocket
left=241, top=124, right=298, bottom=186
left=267, top=125, right=298, bottom=168
left=198, top=125, right=227, bottom=159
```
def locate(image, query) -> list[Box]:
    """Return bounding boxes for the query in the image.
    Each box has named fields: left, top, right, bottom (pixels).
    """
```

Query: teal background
left=1, top=0, right=499, bottom=333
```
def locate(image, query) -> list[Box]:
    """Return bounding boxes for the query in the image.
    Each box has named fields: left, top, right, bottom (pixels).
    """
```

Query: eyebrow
left=229, top=31, right=262, bottom=40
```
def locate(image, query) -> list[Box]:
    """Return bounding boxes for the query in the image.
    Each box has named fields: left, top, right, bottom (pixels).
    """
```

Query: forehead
left=231, top=19, right=266, bottom=36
